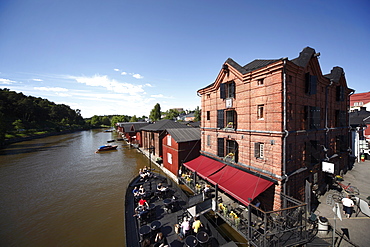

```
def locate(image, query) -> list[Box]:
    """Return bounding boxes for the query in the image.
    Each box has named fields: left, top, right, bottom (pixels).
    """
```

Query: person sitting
left=202, top=184, right=211, bottom=200
left=139, top=169, right=147, bottom=181
left=138, top=197, right=149, bottom=209
left=132, top=186, right=140, bottom=197
left=192, top=216, right=203, bottom=234
left=156, top=183, right=168, bottom=199
left=138, top=185, right=146, bottom=197
left=153, top=231, right=168, bottom=247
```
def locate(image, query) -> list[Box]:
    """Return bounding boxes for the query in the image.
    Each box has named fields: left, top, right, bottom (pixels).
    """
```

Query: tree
left=12, top=119, right=25, bottom=131
left=194, top=106, right=201, bottom=121
left=130, top=115, right=138, bottom=122
left=101, top=116, right=111, bottom=126
left=149, top=103, right=161, bottom=122
left=164, top=109, right=179, bottom=120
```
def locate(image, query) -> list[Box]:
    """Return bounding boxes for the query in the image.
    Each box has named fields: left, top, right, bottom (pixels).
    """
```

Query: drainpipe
left=282, top=58, right=288, bottom=202
left=324, top=79, right=333, bottom=157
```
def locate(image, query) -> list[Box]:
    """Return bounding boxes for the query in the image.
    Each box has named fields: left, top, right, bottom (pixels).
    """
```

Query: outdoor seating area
left=179, top=165, right=316, bottom=247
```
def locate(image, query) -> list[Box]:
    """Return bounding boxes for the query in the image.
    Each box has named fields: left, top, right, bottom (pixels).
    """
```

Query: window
left=167, top=153, right=172, bottom=164
left=257, top=78, right=264, bottom=85
left=336, top=86, right=344, bottom=101
left=220, top=81, right=235, bottom=99
left=206, top=111, right=210, bottom=121
left=359, top=102, right=363, bottom=106
left=304, top=106, right=320, bottom=129
left=254, top=142, right=264, bottom=158
left=305, top=72, right=317, bottom=95
left=207, top=135, right=211, bottom=146
left=217, top=138, right=224, bottom=157
left=335, top=135, right=347, bottom=153
left=218, top=138, right=238, bottom=162
left=225, top=110, right=236, bottom=129
left=335, top=110, right=346, bottom=127
left=354, top=102, right=358, bottom=106
left=217, top=109, right=237, bottom=129
left=305, top=140, right=320, bottom=166
left=167, top=135, right=171, bottom=146
left=257, top=105, right=264, bottom=119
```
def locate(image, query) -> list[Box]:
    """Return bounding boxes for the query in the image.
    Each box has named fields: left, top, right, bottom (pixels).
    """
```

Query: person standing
left=342, top=195, right=355, bottom=218
left=192, top=216, right=203, bottom=233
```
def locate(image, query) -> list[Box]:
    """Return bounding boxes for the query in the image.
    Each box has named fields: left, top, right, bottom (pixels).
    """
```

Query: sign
left=322, top=161, right=334, bottom=174
left=226, top=98, right=233, bottom=108
left=332, top=203, right=342, bottom=221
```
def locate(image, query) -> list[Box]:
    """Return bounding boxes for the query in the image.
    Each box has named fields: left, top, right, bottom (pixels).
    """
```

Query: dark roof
left=140, top=119, right=191, bottom=131
left=291, top=47, right=316, bottom=67
left=349, top=108, right=370, bottom=126
left=324, top=66, right=345, bottom=83
left=243, top=59, right=281, bottom=73
left=167, top=128, right=200, bottom=143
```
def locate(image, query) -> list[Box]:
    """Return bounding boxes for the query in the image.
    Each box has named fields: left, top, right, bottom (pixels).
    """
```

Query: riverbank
left=1, top=128, right=90, bottom=149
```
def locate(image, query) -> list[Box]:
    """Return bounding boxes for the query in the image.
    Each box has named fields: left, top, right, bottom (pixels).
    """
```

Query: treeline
left=86, top=114, right=147, bottom=127
left=0, top=88, right=87, bottom=144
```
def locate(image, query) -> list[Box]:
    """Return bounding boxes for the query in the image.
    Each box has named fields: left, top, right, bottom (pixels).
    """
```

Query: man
left=192, top=216, right=203, bottom=233
left=342, top=195, right=355, bottom=218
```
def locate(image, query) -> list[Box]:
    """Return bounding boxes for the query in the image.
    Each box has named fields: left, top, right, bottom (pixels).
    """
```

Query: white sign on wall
left=322, top=161, right=334, bottom=174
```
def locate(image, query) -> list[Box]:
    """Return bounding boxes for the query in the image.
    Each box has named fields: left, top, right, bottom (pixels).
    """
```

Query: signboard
left=226, top=98, right=233, bottom=108
left=322, top=161, right=334, bottom=174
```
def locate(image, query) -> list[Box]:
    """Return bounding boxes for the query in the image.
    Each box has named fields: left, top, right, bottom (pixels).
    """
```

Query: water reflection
left=0, top=129, right=147, bottom=247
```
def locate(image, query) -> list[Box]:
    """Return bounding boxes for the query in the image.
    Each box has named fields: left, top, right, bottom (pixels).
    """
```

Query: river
left=0, top=129, right=148, bottom=247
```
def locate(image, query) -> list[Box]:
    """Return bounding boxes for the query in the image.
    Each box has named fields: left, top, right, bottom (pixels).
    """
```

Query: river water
left=0, top=129, right=148, bottom=247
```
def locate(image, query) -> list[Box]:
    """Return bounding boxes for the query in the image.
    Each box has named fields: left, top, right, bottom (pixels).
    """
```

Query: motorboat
left=96, top=145, right=118, bottom=152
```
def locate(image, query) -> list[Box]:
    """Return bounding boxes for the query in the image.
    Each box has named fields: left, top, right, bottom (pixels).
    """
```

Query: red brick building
left=162, top=128, right=200, bottom=176
left=197, top=47, right=353, bottom=211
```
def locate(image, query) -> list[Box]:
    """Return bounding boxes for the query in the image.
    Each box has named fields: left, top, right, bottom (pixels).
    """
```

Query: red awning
left=207, top=165, right=273, bottom=206
left=183, top=156, right=226, bottom=180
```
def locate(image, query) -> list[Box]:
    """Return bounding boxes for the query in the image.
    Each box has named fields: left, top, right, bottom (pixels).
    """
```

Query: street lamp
left=148, top=146, right=154, bottom=191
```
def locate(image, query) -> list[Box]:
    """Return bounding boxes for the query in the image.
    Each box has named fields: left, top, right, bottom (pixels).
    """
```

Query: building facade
left=197, top=47, right=353, bottom=210
left=162, top=128, right=201, bottom=176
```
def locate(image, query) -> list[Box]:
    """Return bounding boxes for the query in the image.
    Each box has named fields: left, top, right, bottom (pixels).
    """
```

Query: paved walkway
left=309, top=159, right=370, bottom=247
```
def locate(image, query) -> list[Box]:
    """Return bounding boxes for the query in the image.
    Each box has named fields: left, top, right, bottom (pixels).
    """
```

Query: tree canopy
left=149, top=103, right=161, bottom=122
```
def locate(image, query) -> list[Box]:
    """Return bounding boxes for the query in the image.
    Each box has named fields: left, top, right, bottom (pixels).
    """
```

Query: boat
left=96, top=145, right=118, bottom=152
left=107, top=139, right=115, bottom=143
left=125, top=171, right=234, bottom=247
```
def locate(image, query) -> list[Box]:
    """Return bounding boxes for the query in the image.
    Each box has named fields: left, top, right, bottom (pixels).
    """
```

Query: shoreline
left=0, top=129, right=89, bottom=149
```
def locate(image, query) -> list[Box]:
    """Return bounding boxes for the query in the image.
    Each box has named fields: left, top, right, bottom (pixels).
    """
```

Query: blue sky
left=0, top=0, right=369, bottom=118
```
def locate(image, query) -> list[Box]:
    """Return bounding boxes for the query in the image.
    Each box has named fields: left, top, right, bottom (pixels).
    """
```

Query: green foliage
left=0, top=88, right=87, bottom=139
left=12, top=119, right=25, bottom=131
left=129, top=115, right=138, bottom=122
left=149, top=103, right=161, bottom=122
left=164, top=109, right=180, bottom=120
left=194, top=106, right=201, bottom=121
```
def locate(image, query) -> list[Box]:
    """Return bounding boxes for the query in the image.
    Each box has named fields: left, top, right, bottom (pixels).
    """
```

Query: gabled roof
left=291, top=47, right=316, bottom=67
left=140, top=119, right=191, bottom=131
left=167, top=128, right=200, bottom=143
left=324, top=67, right=345, bottom=83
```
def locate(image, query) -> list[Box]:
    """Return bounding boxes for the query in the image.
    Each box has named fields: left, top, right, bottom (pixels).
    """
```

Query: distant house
left=162, top=128, right=201, bottom=176
left=350, top=107, right=370, bottom=161
left=178, top=112, right=196, bottom=121
left=140, top=119, right=191, bottom=159
left=116, top=122, right=149, bottom=146
left=350, top=91, right=370, bottom=112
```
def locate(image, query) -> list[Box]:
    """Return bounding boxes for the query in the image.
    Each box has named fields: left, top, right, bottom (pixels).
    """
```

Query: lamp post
left=148, top=146, right=154, bottom=191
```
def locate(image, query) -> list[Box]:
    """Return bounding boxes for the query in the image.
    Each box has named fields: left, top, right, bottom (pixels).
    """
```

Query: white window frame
left=167, top=135, right=171, bottom=146
left=167, top=153, right=172, bottom=164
